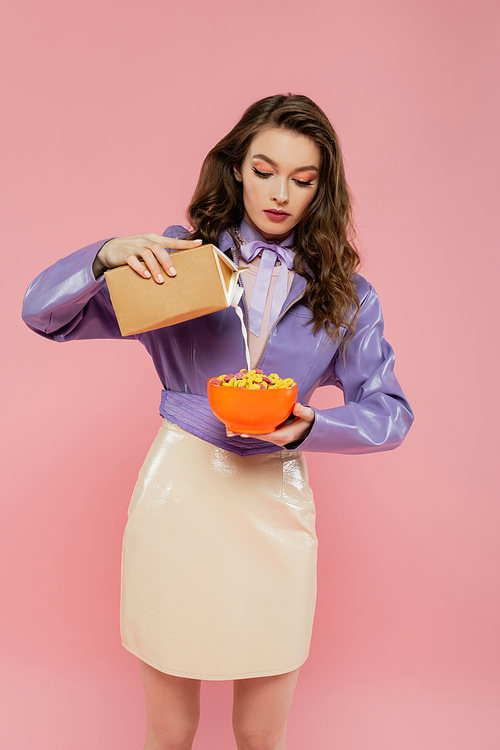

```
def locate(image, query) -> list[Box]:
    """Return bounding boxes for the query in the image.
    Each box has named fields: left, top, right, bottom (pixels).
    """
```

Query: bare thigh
left=232, top=668, right=300, bottom=750
left=140, top=660, right=201, bottom=750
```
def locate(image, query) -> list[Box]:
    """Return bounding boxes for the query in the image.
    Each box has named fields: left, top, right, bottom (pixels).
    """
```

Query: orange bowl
left=207, top=378, right=298, bottom=434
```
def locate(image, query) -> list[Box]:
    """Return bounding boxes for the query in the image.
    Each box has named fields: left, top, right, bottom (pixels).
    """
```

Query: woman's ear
left=233, top=164, right=243, bottom=182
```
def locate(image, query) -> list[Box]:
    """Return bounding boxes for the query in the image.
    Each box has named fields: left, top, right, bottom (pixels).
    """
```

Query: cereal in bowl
left=210, top=369, right=295, bottom=390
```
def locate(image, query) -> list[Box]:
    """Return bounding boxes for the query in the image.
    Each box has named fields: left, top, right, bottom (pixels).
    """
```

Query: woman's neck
left=239, top=216, right=294, bottom=246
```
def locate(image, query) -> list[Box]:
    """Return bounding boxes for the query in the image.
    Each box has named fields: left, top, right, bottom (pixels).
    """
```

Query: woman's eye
left=252, top=167, right=272, bottom=178
left=295, top=179, right=314, bottom=187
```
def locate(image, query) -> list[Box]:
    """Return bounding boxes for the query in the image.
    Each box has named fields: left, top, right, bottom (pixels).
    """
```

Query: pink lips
left=263, top=210, right=291, bottom=223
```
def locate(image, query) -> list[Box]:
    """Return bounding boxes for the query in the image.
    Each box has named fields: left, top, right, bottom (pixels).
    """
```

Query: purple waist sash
left=159, top=389, right=286, bottom=456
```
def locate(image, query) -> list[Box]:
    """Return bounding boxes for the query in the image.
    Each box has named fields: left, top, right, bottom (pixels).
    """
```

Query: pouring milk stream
left=230, top=284, right=251, bottom=371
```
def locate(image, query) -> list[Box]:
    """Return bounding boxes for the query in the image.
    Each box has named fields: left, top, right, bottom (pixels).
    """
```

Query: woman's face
left=234, top=127, right=321, bottom=242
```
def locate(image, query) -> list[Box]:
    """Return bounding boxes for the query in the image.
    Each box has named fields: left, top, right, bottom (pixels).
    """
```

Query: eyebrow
left=251, top=153, right=319, bottom=172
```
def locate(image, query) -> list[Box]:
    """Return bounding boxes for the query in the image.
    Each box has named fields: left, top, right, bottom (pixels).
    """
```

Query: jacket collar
left=218, top=219, right=295, bottom=254
left=218, top=220, right=307, bottom=312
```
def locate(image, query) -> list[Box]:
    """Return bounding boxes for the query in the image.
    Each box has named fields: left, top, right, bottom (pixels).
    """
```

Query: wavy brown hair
left=186, top=94, right=361, bottom=348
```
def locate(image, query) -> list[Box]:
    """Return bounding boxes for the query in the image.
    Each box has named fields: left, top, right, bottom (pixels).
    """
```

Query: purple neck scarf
left=238, top=240, right=296, bottom=338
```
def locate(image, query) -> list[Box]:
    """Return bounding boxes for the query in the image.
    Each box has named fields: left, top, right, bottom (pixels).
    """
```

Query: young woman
left=22, top=94, right=414, bottom=750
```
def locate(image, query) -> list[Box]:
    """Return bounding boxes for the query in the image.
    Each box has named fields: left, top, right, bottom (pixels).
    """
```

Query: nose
left=271, top=177, right=289, bottom=204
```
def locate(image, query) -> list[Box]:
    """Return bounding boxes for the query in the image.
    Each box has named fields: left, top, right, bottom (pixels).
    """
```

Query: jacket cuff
left=286, top=401, right=412, bottom=454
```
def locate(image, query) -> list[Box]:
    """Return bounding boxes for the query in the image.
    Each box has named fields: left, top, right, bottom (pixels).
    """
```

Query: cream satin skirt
left=120, top=419, right=318, bottom=680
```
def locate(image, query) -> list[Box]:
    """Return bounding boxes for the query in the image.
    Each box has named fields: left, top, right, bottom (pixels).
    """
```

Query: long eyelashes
left=252, top=167, right=272, bottom=178
left=252, top=167, right=314, bottom=187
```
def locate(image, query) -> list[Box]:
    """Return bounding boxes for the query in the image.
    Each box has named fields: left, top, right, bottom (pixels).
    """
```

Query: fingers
left=143, top=234, right=204, bottom=282
left=153, top=234, right=204, bottom=250
left=126, top=254, right=152, bottom=279
left=255, top=418, right=302, bottom=446
left=140, top=244, right=174, bottom=282
left=226, top=404, right=315, bottom=446
left=117, top=233, right=203, bottom=283
left=124, top=246, right=168, bottom=282
left=292, top=403, right=315, bottom=422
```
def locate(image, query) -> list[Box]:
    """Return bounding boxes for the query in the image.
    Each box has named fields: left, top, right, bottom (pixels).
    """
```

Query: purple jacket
left=22, top=222, right=414, bottom=456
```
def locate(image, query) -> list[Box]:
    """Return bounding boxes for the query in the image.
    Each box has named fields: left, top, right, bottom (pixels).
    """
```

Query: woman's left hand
left=226, top=403, right=315, bottom=446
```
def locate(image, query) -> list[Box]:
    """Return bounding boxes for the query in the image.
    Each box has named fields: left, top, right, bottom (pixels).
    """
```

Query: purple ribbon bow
left=238, top=240, right=295, bottom=338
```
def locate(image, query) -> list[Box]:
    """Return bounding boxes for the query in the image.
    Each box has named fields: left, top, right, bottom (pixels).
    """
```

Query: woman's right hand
left=92, top=233, right=203, bottom=283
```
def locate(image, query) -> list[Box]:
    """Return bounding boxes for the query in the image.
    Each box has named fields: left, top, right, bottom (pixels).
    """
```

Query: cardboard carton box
left=104, top=243, right=242, bottom=336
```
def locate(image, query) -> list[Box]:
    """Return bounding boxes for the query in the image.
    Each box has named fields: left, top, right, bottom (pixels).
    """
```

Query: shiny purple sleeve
left=21, top=239, right=130, bottom=341
left=296, top=283, right=414, bottom=454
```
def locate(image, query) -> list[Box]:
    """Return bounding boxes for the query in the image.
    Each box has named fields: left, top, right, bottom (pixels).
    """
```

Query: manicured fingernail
left=168, top=267, right=177, bottom=277
left=144, top=270, right=151, bottom=278
left=157, top=274, right=164, bottom=283
left=194, top=239, right=203, bottom=244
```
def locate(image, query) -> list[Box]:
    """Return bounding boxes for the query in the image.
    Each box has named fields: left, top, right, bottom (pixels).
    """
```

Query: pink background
left=2, top=0, right=499, bottom=747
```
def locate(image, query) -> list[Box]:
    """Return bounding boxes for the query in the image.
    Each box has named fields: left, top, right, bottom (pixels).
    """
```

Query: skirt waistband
left=161, top=417, right=303, bottom=462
